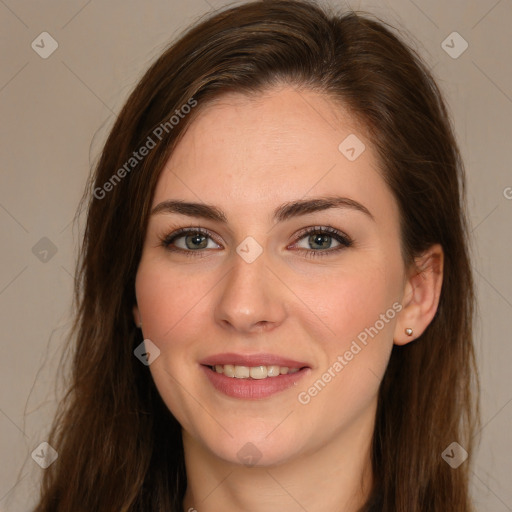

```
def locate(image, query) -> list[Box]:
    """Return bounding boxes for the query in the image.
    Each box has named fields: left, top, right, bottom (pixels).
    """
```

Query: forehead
left=153, top=86, right=395, bottom=223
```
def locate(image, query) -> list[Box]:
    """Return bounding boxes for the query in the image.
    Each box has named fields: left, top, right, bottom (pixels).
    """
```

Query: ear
left=133, top=304, right=142, bottom=328
left=394, top=243, right=444, bottom=345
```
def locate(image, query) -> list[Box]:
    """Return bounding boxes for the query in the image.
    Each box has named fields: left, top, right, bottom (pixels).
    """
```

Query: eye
left=291, top=226, right=353, bottom=258
left=160, top=227, right=221, bottom=255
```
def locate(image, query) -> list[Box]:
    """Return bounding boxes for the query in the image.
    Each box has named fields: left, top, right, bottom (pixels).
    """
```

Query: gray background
left=0, top=0, right=511, bottom=510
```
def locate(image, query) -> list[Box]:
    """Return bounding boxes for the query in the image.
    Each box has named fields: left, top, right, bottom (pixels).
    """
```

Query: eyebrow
left=151, top=196, right=374, bottom=223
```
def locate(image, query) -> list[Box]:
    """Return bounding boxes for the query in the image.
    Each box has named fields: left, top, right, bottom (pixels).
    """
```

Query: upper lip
left=199, top=352, right=310, bottom=369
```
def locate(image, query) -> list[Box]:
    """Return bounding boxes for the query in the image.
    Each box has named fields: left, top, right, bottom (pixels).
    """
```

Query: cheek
left=292, top=260, right=400, bottom=402
left=293, top=261, right=399, bottom=346
left=134, top=259, right=216, bottom=428
left=135, top=258, right=211, bottom=345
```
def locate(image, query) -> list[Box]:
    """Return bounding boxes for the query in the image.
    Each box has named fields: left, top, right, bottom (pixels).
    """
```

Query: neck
left=182, top=399, right=377, bottom=512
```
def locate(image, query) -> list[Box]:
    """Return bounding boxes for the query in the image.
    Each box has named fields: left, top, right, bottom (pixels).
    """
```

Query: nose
left=213, top=248, right=287, bottom=334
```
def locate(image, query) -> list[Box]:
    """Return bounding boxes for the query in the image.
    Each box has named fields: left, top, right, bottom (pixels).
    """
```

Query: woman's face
left=134, top=85, right=407, bottom=466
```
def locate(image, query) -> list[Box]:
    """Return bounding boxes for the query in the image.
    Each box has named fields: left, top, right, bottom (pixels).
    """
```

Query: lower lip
left=201, top=365, right=310, bottom=399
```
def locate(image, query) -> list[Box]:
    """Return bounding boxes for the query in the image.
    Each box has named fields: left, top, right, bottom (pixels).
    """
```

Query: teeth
left=211, top=364, right=302, bottom=378
left=249, top=366, right=267, bottom=379
left=235, top=366, right=250, bottom=378
left=223, top=364, right=235, bottom=377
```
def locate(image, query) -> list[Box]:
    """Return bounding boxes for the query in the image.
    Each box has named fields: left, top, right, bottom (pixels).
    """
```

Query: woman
left=33, top=0, right=480, bottom=510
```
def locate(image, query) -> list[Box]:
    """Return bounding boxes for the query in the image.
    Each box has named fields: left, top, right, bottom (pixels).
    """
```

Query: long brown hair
left=33, top=1, right=480, bottom=510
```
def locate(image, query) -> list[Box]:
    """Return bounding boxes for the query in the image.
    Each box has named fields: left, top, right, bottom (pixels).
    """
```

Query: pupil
left=186, top=233, right=207, bottom=249
left=310, top=234, right=331, bottom=249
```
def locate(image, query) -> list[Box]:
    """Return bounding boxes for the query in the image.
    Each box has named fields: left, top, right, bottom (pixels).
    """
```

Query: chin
left=195, top=420, right=310, bottom=468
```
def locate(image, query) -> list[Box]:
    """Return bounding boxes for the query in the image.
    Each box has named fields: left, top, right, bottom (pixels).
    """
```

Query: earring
left=405, top=327, right=413, bottom=336
left=138, top=322, right=142, bottom=329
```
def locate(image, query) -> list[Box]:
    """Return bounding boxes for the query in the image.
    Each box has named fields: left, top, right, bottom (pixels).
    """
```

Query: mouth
left=199, top=353, right=311, bottom=399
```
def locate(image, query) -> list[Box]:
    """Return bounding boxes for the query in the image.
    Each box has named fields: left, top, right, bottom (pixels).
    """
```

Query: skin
left=133, top=85, right=444, bottom=512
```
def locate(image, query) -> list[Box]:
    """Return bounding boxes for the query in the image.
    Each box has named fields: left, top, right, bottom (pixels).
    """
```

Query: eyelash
left=159, top=225, right=353, bottom=259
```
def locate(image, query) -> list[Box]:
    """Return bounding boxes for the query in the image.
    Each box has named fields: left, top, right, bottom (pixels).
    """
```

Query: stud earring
left=405, top=327, right=413, bottom=336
